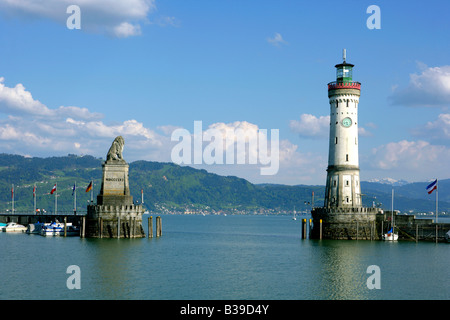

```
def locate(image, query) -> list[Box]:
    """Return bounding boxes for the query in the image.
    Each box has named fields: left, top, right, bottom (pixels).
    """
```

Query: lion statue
left=106, top=136, right=125, bottom=162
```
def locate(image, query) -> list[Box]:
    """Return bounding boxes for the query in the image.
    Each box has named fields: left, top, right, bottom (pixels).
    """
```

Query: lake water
left=1, top=214, right=448, bottom=300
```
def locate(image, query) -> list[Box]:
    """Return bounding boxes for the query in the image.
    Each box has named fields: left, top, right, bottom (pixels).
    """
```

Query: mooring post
left=148, top=216, right=153, bottom=238
left=309, top=219, right=312, bottom=238
left=156, top=216, right=162, bottom=237
left=81, top=216, right=86, bottom=238
left=64, top=216, right=67, bottom=237
left=99, top=218, right=103, bottom=239
left=319, top=219, right=323, bottom=240
left=302, top=219, right=307, bottom=239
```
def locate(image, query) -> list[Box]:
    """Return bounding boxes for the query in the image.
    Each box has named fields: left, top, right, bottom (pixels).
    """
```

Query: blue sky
left=0, top=0, right=449, bottom=185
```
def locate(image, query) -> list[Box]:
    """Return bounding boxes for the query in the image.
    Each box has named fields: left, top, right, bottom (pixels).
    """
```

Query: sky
left=0, top=0, right=449, bottom=186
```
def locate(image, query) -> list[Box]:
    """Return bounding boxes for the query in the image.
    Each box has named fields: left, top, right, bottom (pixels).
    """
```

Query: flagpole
left=436, top=179, right=438, bottom=223
left=91, top=180, right=94, bottom=203
left=33, top=184, right=36, bottom=214
left=74, top=181, right=77, bottom=214
left=55, top=182, right=57, bottom=215
left=11, top=184, right=14, bottom=214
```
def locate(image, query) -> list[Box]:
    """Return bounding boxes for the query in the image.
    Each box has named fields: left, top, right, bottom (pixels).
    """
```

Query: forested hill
left=0, top=153, right=448, bottom=214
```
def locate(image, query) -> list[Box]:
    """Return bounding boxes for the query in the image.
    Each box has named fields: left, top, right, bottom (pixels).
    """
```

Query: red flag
left=33, top=185, right=36, bottom=197
left=50, top=184, right=57, bottom=195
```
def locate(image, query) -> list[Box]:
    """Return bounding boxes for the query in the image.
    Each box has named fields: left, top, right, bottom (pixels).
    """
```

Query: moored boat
left=26, top=222, right=48, bottom=234
left=40, top=221, right=79, bottom=236
left=2, top=222, right=27, bottom=233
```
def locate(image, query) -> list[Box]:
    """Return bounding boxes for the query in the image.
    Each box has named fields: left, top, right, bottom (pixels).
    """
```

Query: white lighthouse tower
left=324, top=49, right=362, bottom=208
left=311, top=50, right=381, bottom=240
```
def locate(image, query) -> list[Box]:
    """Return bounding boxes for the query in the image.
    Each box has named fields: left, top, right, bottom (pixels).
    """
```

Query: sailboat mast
left=391, top=188, right=394, bottom=229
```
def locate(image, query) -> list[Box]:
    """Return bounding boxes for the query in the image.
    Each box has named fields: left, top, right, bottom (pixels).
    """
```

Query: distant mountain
left=0, top=153, right=448, bottom=214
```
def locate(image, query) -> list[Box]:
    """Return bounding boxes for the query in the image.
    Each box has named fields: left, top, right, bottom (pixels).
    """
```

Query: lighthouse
left=311, top=50, right=381, bottom=240
left=324, top=49, right=362, bottom=209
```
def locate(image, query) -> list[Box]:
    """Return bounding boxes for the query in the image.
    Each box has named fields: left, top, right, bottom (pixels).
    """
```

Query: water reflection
left=308, top=240, right=381, bottom=299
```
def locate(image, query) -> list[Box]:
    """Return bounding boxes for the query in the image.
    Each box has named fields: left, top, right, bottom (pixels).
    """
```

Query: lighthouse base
left=311, top=207, right=382, bottom=240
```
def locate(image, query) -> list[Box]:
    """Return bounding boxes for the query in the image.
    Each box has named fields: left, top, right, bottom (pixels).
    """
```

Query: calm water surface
left=1, top=214, right=448, bottom=300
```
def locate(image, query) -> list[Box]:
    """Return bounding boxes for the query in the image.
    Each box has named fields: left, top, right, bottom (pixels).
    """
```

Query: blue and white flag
left=426, top=179, right=437, bottom=194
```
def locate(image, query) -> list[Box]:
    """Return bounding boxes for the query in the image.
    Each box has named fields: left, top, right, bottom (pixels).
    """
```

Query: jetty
left=307, top=211, right=449, bottom=242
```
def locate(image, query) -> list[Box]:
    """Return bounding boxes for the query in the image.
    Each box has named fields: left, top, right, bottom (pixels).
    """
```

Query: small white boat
left=383, top=227, right=399, bottom=241
left=2, top=222, right=27, bottom=233
left=383, top=189, right=398, bottom=241
left=40, top=222, right=79, bottom=236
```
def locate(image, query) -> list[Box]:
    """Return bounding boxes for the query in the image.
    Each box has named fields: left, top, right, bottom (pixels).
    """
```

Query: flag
left=86, top=181, right=92, bottom=192
left=33, top=185, right=36, bottom=197
left=72, top=183, right=76, bottom=196
left=50, top=184, right=57, bottom=195
left=11, top=185, right=13, bottom=199
left=426, top=179, right=437, bottom=194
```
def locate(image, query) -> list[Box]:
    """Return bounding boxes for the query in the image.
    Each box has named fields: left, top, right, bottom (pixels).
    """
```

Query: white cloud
left=290, top=114, right=329, bottom=138
left=0, top=76, right=329, bottom=184
left=0, top=78, right=102, bottom=120
left=367, top=140, right=450, bottom=181
left=267, top=32, right=288, bottom=46
left=390, top=64, right=450, bottom=107
left=113, top=22, right=141, bottom=38
left=412, top=113, right=450, bottom=142
left=0, top=76, right=168, bottom=160
left=0, top=0, right=156, bottom=38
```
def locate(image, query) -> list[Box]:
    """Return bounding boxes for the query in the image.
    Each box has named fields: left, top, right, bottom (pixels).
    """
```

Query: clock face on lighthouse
left=342, top=117, right=352, bottom=127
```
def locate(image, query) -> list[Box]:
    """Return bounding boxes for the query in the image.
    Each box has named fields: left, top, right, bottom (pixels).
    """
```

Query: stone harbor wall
left=85, top=204, right=145, bottom=238
left=311, top=207, right=381, bottom=240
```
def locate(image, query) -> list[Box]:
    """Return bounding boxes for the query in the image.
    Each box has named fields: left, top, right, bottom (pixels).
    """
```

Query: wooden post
left=319, top=219, right=322, bottom=240
left=156, top=216, right=162, bottom=237
left=64, top=216, right=67, bottom=237
left=99, top=218, right=103, bottom=239
left=301, top=219, right=306, bottom=239
left=81, top=216, right=85, bottom=238
left=309, top=219, right=312, bottom=239
left=148, top=216, right=153, bottom=238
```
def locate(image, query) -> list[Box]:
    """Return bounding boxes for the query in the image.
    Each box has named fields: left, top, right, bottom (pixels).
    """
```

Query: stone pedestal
left=84, top=136, right=145, bottom=238
left=97, top=160, right=133, bottom=206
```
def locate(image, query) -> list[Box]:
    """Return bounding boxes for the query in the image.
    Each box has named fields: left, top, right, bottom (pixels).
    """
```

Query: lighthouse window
left=336, top=101, right=338, bottom=108
left=335, top=137, right=338, bottom=144
left=346, top=154, right=349, bottom=161
left=346, top=197, right=349, bottom=203
left=346, top=100, right=349, bottom=108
